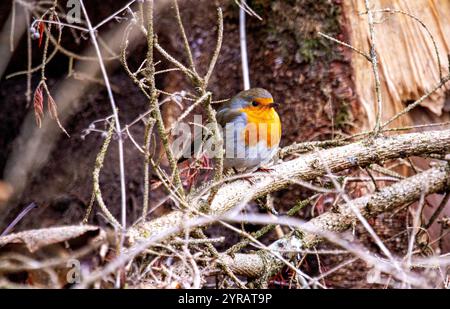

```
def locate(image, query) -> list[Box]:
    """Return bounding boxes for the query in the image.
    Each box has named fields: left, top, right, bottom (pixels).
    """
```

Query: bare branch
left=129, top=129, right=450, bottom=242
left=222, top=164, right=450, bottom=280
left=364, top=0, right=383, bottom=135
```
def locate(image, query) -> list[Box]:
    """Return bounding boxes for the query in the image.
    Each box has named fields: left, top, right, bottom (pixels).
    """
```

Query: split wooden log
left=343, top=0, right=450, bottom=129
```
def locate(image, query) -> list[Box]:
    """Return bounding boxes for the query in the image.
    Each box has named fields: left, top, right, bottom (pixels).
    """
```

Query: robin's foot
left=234, top=166, right=274, bottom=185
left=230, top=167, right=259, bottom=185
left=256, top=166, right=275, bottom=173
left=241, top=175, right=256, bottom=185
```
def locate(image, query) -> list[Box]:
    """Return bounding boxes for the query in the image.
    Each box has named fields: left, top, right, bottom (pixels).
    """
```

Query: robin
left=217, top=87, right=281, bottom=171
left=178, top=88, right=281, bottom=173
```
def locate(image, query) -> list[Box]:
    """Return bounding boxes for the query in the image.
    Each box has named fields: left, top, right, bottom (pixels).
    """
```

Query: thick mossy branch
left=128, top=129, right=450, bottom=242
left=222, top=163, right=450, bottom=278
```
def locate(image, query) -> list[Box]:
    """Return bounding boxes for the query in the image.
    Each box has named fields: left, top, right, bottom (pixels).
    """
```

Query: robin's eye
left=251, top=101, right=259, bottom=107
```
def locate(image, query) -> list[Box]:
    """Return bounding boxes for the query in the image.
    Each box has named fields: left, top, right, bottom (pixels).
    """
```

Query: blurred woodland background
left=0, top=0, right=449, bottom=289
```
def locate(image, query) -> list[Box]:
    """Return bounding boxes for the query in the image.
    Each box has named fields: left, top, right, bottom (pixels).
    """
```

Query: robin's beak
left=268, top=102, right=278, bottom=108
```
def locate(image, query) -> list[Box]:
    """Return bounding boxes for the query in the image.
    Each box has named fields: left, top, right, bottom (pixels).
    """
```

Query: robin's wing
left=175, top=129, right=205, bottom=163
left=176, top=108, right=244, bottom=163
left=216, top=108, right=243, bottom=127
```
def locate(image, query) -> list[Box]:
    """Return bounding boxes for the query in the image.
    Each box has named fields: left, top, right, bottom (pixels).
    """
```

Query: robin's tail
left=175, top=131, right=212, bottom=164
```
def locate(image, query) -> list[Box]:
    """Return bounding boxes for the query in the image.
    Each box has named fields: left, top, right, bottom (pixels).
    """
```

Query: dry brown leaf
left=33, top=85, right=44, bottom=128
left=0, top=225, right=104, bottom=253
left=47, top=93, right=70, bottom=137
left=47, top=93, right=58, bottom=120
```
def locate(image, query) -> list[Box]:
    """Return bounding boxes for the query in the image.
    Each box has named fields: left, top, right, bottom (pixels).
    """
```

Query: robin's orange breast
left=239, top=106, right=281, bottom=148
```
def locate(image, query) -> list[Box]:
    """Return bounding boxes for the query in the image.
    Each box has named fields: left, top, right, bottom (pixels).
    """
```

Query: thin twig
left=239, top=0, right=250, bottom=89
left=319, top=31, right=371, bottom=61
left=90, top=118, right=122, bottom=229
left=383, top=74, right=450, bottom=128
left=79, top=0, right=128, bottom=235
left=364, top=0, right=383, bottom=135
left=1, top=203, right=38, bottom=236
left=371, top=8, right=444, bottom=82
left=173, top=0, right=196, bottom=73
left=155, top=41, right=196, bottom=80
left=25, top=9, right=32, bottom=105
left=204, top=7, right=223, bottom=86
left=92, top=0, right=137, bottom=31
left=424, top=192, right=450, bottom=230
left=142, top=118, right=156, bottom=221
left=406, top=189, right=426, bottom=277
left=10, top=0, right=16, bottom=52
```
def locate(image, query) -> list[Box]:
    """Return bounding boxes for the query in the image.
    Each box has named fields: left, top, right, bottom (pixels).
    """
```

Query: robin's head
left=229, top=88, right=278, bottom=111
